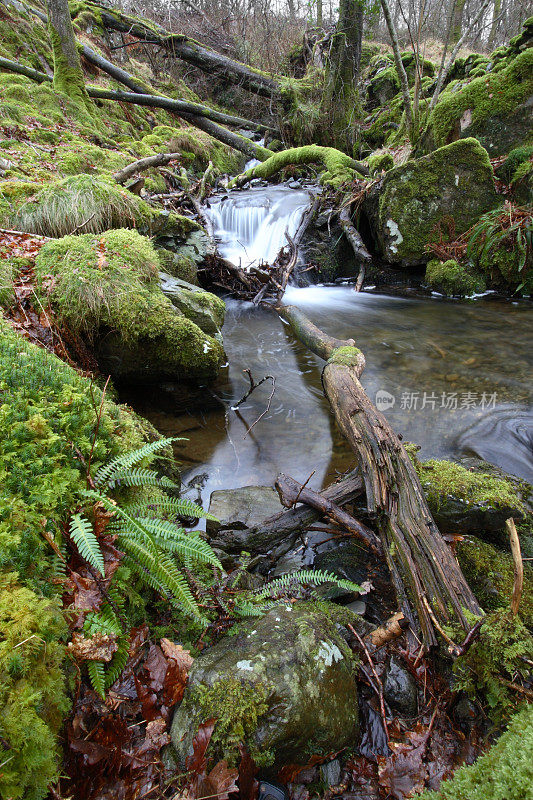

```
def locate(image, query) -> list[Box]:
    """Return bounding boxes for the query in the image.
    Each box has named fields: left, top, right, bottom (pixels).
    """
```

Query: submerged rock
left=170, top=604, right=359, bottom=770
left=364, top=138, right=499, bottom=266
left=206, top=486, right=284, bottom=536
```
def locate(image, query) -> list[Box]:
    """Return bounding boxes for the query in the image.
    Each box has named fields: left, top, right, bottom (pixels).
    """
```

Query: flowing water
left=140, top=186, right=533, bottom=505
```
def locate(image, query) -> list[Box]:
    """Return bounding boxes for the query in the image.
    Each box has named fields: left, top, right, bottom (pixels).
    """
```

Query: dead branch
left=366, top=611, right=408, bottom=649
left=507, top=517, right=524, bottom=616
left=113, top=152, right=182, bottom=185
left=338, top=204, right=372, bottom=293
left=275, top=472, right=383, bottom=555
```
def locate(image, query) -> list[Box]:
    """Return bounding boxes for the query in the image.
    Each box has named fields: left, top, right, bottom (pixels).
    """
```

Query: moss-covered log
left=230, top=145, right=369, bottom=188
left=276, top=302, right=483, bottom=650
left=85, top=0, right=281, bottom=100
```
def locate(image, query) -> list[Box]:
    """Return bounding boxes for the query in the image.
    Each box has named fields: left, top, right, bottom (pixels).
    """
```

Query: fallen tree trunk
left=113, top=152, right=182, bottom=184
left=230, top=145, right=369, bottom=187
left=209, top=468, right=364, bottom=555
left=85, top=0, right=282, bottom=100
left=276, top=302, right=483, bottom=650
left=0, top=57, right=273, bottom=162
left=338, top=204, right=372, bottom=292
left=275, top=472, right=382, bottom=554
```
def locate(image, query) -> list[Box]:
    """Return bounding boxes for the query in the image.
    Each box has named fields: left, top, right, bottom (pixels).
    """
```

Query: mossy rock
left=456, top=537, right=532, bottom=627
left=171, top=604, right=359, bottom=771
left=421, top=49, right=533, bottom=157
left=510, top=158, right=533, bottom=205
left=425, top=259, right=486, bottom=296
left=411, top=454, right=531, bottom=542
left=34, top=229, right=225, bottom=385
left=160, top=273, right=225, bottom=337
left=364, top=139, right=499, bottom=266
left=367, top=151, right=394, bottom=176
left=417, top=705, right=533, bottom=800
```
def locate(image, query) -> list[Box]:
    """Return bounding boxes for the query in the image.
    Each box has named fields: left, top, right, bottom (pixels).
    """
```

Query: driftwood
left=507, top=518, right=524, bottom=616
left=85, top=0, right=281, bottom=100
left=275, top=472, right=382, bottom=555
left=209, top=468, right=364, bottom=555
left=275, top=302, right=482, bottom=650
left=338, top=204, right=372, bottom=293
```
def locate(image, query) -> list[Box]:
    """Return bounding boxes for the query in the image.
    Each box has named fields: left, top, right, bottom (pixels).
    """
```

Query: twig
left=86, top=375, right=111, bottom=483
left=347, top=622, right=389, bottom=743
left=499, top=678, right=533, bottom=700
left=456, top=617, right=486, bottom=658
left=290, top=470, right=316, bottom=507
left=422, top=596, right=460, bottom=656
left=233, top=369, right=275, bottom=409
left=243, top=376, right=276, bottom=439
left=506, top=518, right=523, bottom=616
left=68, top=211, right=97, bottom=235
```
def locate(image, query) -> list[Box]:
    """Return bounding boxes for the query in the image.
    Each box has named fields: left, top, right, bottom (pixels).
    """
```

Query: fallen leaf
left=161, top=638, right=194, bottom=670
left=68, top=632, right=119, bottom=662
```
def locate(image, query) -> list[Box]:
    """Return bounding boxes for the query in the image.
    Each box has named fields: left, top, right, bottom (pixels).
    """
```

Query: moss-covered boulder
left=421, top=49, right=533, bottom=157
left=456, top=537, right=533, bottom=627
left=425, top=259, right=486, bottom=296
left=35, top=229, right=225, bottom=385
left=410, top=452, right=531, bottom=541
left=364, top=139, right=499, bottom=265
left=160, top=273, right=225, bottom=337
left=417, top=704, right=533, bottom=800
left=170, top=604, right=359, bottom=770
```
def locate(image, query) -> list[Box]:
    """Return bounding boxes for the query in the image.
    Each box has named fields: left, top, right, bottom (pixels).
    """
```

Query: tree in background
left=46, top=0, right=94, bottom=113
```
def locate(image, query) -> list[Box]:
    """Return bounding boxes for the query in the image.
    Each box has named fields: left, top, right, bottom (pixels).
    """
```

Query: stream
left=141, top=185, right=533, bottom=506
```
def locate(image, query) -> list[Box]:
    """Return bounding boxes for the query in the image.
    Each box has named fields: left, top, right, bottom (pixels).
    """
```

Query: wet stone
left=206, top=485, right=284, bottom=535
left=383, top=656, right=418, bottom=718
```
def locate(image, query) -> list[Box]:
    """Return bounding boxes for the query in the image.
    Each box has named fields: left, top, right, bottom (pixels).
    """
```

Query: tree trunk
left=488, top=0, right=502, bottom=47
left=322, top=0, right=364, bottom=152
left=86, top=1, right=281, bottom=99
left=276, top=302, right=483, bottom=650
left=452, top=0, right=467, bottom=43
left=380, top=0, right=415, bottom=142
left=46, top=0, right=93, bottom=112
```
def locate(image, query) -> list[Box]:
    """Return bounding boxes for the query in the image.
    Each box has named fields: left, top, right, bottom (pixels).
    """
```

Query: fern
left=94, top=436, right=180, bottom=489
left=104, top=468, right=178, bottom=490
left=88, top=660, right=106, bottom=699
left=69, top=513, right=105, bottom=575
left=124, top=496, right=218, bottom=521
left=253, top=569, right=362, bottom=601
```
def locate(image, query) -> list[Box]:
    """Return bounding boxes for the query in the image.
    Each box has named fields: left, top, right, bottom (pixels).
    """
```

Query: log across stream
left=131, top=284, right=533, bottom=505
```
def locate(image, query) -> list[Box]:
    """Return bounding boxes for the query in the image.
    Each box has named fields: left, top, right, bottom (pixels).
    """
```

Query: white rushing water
left=204, top=185, right=312, bottom=270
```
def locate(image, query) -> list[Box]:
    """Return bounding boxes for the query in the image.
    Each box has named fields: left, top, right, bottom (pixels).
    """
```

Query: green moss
left=34, top=230, right=224, bottom=380
left=230, top=145, right=362, bottom=189
left=190, top=678, right=271, bottom=766
left=157, top=248, right=198, bottom=284
left=456, top=537, right=532, bottom=627
left=375, top=138, right=499, bottom=263
left=0, top=257, right=14, bottom=309
left=367, top=151, right=394, bottom=175
left=414, top=458, right=525, bottom=513
left=425, top=259, right=486, bottom=296
left=0, top=573, right=70, bottom=800
left=328, top=345, right=363, bottom=367
left=418, top=705, right=533, bottom=800
left=427, top=49, right=533, bottom=152
left=495, top=145, right=533, bottom=183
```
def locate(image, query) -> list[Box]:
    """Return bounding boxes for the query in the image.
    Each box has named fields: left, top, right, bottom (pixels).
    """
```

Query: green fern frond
left=83, top=489, right=156, bottom=544
left=104, top=468, right=178, bottom=490
left=88, top=659, right=106, bottom=699
left=131, top=518, right=222, bottom=567
left=124, top=496, right=218, bottom=521
left=69, top=513, right=105, bottom=576
left=105, top=641, right=130, bottom=689
left=94, top=437, right=180, bottom=488
left=120, top=537, right=202, bottom=619
left=254, top=569, right=362, bottom=601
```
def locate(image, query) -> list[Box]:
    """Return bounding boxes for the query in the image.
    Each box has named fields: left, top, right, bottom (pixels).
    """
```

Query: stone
left=160, top=273, right=225, bottom=338
left=206, top=486, right=284, bottom=536
left=383, top=656, right=418, bottom=717
left=320, top=759, right=342, bottom=787
left=363, top=138, right=499, bottom=266
left=170, top=604, right=359, bottom=771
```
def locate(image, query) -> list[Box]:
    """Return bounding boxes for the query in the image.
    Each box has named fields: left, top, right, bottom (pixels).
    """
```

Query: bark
left=209, top=468, right=364, bottom=555
left=275, top=473, right=383, bottom=554
left=380, top=0, right=415, bottom=142
left=85, top=0, right=281, bottom=99
left=488, top=0, right=502, bottom=47
left=113, top=152, right=182, bottom=184
left=452, top=0, right=467, bottom=43
left=323, top=0, right=364, bottom=151
left=46, top=0, right=92, bottom=110
left=338, top=204, right=371, bottom=292
left=276, top=302, right=483, bottom=650
left=0, top=56, right=51, bottom=83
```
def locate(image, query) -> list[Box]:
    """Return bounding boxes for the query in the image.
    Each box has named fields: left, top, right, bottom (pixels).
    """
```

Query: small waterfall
left=205, top=185, right=312, bottom=271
